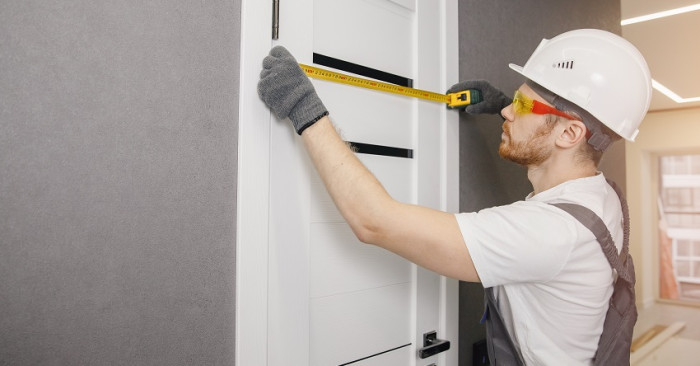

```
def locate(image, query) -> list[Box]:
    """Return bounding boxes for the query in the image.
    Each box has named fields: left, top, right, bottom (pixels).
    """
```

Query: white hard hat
left=509, top=29, right=652, bottom=142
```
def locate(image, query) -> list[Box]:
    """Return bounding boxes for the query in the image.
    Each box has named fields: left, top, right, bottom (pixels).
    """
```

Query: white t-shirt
left=455, top=173, right=623, bottom=366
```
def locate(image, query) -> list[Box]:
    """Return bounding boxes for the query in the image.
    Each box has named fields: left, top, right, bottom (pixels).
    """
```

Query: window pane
left=692, top=155, right=700, bottom=175
left=659, top=153, right=700, bottom=304
left=661, top=156, right=672, bottom=174
left=664, top=188, right=694, bottom=210
left=677, top=260, right=691, bottom=277
left=678, top=240, right=691, bottom=256
left=667, top=214, right=681, bottom=227
left=682, top=214, right=693, bottom=227
left=673, top=156, right=688, bottom=174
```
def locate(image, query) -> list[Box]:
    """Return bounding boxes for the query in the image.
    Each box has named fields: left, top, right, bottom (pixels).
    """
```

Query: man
left=258, top=29, right=651, bottom=365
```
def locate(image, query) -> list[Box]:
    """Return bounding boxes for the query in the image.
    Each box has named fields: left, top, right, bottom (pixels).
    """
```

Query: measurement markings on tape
left=299, top=64, right=480, bottom=108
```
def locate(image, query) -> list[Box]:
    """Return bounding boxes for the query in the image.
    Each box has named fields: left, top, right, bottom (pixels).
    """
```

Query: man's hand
left=447, top=80, right=512, bottom=115
left=258, top=46, right=329, bottom=134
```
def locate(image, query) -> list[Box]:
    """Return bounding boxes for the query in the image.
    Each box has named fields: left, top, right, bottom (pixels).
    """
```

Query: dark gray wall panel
left=457, top=1, right=623, bottom=363
left=0, top=1, right=241, bottom=364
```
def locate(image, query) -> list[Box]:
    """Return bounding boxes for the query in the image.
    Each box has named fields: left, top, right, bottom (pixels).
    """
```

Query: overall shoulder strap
left=549, top=179, right=633, bottom=283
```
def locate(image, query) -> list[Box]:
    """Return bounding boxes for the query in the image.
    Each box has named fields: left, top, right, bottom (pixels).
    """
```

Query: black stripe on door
left=313, top=53, right=413, bottom=87
left=347, top=141, right=413, bottom=159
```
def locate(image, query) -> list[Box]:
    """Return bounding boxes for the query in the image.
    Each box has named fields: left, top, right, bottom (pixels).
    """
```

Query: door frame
left=236, top=1, right=460, bottom=365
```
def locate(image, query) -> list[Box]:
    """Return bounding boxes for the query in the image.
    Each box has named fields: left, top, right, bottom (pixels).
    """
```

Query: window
left=659, top=154, right=700, bottom=302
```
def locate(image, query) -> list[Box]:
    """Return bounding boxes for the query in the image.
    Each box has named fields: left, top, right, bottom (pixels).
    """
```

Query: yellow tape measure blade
left=300, top=64, right=461, bottom=105
left=300, top=64, right=481, bottom=108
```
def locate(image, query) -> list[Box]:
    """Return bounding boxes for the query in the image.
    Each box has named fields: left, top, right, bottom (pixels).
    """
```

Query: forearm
left=301, top=116, right=394, bottom=242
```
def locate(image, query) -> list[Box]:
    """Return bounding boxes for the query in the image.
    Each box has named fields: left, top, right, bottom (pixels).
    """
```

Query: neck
left=527, top=154, right=598, bottom=195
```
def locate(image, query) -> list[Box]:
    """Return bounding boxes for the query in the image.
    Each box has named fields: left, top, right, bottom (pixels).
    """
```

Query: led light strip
left=621, top=3, right=700, bottom=25
left=623, top=5, right=700, bottom=104
left=652, top=79, right=700, bottom=103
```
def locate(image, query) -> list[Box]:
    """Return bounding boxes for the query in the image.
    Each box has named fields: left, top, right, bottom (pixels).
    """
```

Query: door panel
left=271, top=1, right=441, bottom=365
left=311, top=283, right=412, bottom=365
left=237, top=0, right=459, bottom=365
left=310, top=223, right=411, bottom=299
left=317, top=82, right=413, bottom=149
left=314, top=0, right=414, bottom=80
left=303, top=126, right=415, bottom=365
left=310, top=155, right=414, bottom=213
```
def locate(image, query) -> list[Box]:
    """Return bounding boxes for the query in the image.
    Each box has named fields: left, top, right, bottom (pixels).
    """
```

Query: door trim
left=236, top=1, right=273, bottom=365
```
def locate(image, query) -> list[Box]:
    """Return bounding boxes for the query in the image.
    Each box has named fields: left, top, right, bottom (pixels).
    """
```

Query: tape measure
left=299, top=64, right=481, bottom=108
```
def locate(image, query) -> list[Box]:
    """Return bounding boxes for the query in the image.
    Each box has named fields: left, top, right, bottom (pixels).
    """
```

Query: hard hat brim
left=508, top=63, right=525, bottom=75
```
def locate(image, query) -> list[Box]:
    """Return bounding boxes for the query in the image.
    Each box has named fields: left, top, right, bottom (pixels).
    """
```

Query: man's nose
left=501, top=103, right=514, bottom=121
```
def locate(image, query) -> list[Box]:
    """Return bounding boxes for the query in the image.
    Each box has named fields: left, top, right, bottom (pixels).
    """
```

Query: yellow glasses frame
left=512, top=90, right=577, bottom=120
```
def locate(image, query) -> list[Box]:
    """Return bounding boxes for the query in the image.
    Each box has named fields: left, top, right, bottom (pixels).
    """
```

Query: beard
left=498, top=121, right=555, bottom=166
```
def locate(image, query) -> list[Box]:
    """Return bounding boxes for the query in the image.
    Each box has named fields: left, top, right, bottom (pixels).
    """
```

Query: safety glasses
left=512, top=90, right=577, bottom=120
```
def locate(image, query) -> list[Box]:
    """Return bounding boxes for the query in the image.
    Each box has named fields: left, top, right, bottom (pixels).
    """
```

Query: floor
left=632, top=302, right=700, bottom=365
left=635, top=302, right=700, bottom=341
left=634, top=338, right=700, bottom=366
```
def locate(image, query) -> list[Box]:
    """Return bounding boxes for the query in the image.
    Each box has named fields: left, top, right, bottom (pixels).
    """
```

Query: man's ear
left=555, top=120, right=587, bottom=148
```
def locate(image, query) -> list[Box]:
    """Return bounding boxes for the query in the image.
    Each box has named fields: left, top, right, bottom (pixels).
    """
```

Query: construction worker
left=257, top=29, right=651, bottom=365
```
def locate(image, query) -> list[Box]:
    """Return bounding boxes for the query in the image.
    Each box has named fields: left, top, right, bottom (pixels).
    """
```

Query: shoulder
left=547, top=174, right=623, bottom=232
left=455, top=201, right=581, bottom=286
left=530, top=173, right=624, bottom=252
left=456, top=200, right=580, bottom=249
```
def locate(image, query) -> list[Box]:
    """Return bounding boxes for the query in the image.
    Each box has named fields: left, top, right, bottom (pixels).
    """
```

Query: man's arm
left=258, top=45, right=479, bottom=282
left=301, top=116, right=480, bottom=282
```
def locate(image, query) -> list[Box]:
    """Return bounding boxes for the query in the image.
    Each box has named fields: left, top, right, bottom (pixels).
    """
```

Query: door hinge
left=272, top=0, right=280, bottom=39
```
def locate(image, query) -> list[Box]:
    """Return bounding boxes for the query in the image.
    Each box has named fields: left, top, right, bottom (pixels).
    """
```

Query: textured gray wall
left=456, top=1, right=623, bottom=363
left=0, top=1, right=240, bottom=364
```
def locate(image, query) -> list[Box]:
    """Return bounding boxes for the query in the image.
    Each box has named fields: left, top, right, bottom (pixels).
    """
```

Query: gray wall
left=0, top=1, right=241, bottom=364
left=456, top=1, right=623, bottom=363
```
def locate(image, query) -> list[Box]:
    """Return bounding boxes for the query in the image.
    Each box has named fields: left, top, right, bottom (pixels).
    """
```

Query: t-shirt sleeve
left=455, top=201, right=579, bottom=288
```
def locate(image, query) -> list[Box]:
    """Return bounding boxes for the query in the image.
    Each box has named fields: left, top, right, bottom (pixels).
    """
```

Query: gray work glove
left=447, top=80, right=512, bottom=115
left=258, top=46, right=329, bottom=135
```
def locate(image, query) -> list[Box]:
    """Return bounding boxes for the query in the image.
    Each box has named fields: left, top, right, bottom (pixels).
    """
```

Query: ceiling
left=620, top=0, right=700, bottom=112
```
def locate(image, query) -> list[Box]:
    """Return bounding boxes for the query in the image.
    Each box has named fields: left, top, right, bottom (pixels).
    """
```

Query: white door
left=237, top=1, right=459, bottom=365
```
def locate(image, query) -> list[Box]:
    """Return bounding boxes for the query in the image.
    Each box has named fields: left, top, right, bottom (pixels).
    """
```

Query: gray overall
left=482, top=180, right=636, bottom=365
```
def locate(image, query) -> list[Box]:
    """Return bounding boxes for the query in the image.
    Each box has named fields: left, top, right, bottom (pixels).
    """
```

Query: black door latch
left=417, top=331, right=450, bottom=359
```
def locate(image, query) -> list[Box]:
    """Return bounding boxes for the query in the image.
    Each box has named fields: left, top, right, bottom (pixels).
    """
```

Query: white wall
left=626, top=107, right=700, bottom=307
